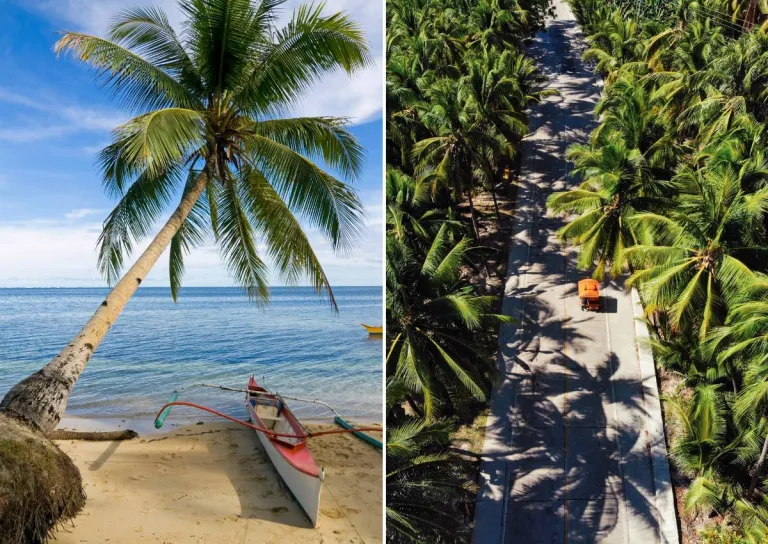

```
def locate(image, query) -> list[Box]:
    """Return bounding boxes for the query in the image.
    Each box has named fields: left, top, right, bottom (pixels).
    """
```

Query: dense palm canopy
left=387, top=227, right=512, bottom=417
left=385, top=379, right=475, bottom=542
left=385, top=0, right=550, bottom=540
left=561, top=0, right=768, bottom=538
left=56, top=0, right=371, bottom=304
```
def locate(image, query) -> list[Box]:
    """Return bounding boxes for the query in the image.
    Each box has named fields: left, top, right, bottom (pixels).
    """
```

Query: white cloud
left=65, top=208, right=106, bottom=220
left=0, top=125, right=71, bottom=143
left=0, top=203, right=383, bottom=287
left=17, top=0, right=383, bottom=124
left=290, top=60, right=383, bottom=123
left=0, top=87, right=126, bottom=142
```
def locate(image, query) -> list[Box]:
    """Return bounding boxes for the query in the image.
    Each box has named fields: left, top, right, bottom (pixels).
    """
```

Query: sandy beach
left=52, top=420, right=382, bottom=543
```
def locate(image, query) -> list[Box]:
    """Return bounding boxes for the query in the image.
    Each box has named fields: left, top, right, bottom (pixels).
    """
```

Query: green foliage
left=59, top=0, right=371, bottom=306
left=560, top=0, right=768, bottom=537
left=386, top=381, right=475, bottom=543
left=701, top=524, right=750, bottom=544
left=385, top=0, right=550, bottom=540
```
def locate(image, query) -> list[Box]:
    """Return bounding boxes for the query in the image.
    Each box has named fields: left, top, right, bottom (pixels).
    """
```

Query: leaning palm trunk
left=0, top=171, right=208, bottom=434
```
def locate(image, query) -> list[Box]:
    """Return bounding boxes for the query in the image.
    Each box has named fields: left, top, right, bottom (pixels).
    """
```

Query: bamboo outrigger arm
left=152, top=382, right=382, bottom=449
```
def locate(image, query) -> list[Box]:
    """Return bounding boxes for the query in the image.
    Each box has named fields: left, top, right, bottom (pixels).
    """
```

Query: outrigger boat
left=361, top=323, right=383, bottom=335
left=245, top=377, right=323, bottom=526
left=153, top=377, right=381, bottom=527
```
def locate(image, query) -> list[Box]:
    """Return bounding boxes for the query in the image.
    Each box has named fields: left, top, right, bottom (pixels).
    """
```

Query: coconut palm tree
left=734, top=358, right=768, bottom=498
left=624, top=164, right=768, bottom=340
left=460, top=46, right=551, bottom=154
left=707, top=281, right=768, bottom=498
left=386, top=168, right=462, bottom=244
left=547, top=139, right=666, bottom=279
left=583, top=9, right=646, bottom=82
left=413, top=78, right=497, bottom=237
left=665, top=383, right=731, bottom=514
left=0, top=0, right=370, bottom=436
left=386, top=225, right=513, bottom=417
left=385, top=379, right=474, bottom=542
left=714, top=281, right=768, bottom=367
left=591, top=72, right=681, bottom=169
left=465, top=0, right=528, bottom=52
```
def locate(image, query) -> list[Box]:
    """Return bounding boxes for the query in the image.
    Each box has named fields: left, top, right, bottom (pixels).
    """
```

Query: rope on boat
left=155, top=383, right=383, bottom=447
left=153, top=401, right=382, bottom=440
left=276, top=394, right=344, bottom=419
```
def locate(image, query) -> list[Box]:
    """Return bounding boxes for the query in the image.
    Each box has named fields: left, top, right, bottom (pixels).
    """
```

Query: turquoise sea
left=0, top=287, right=382, bottom=423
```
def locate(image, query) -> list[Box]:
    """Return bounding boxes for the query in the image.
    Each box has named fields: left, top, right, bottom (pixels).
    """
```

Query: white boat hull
left=247, top=404, right=324, bottom=526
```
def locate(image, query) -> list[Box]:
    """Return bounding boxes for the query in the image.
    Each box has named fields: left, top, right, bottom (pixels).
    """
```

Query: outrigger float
left=153, top=377, right=382, bottom=527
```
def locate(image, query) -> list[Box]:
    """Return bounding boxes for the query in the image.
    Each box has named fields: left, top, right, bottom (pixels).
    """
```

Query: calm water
left=0, top=287, right=382, bottom=423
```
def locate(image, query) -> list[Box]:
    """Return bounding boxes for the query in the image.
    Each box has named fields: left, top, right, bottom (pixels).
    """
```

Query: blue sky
left=0, top=0, right=383, bottom=288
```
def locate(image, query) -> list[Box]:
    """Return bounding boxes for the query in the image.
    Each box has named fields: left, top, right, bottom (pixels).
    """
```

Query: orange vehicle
left=578, top=279, right=601, bottom=311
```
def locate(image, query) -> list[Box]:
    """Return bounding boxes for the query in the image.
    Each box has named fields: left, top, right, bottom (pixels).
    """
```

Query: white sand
left=53, top=421, right=382, bottom=543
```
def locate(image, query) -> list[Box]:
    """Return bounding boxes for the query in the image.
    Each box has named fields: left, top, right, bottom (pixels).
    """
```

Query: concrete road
left=473, top=2, right=677, bottom=543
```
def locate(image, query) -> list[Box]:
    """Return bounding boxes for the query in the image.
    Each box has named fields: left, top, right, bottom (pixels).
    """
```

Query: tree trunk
left=466, top=189, right=479, bottom=238
left=748, top=421, right=768, bottom=499
left=0, top=171, right=209, bottom=435
left=743, top=0, right=758, bottom=32
left=0, top=413, right=86, bottom=543
left=50, top=429, right=138, bottom=441
left=491, top=185, right=500, bottom=218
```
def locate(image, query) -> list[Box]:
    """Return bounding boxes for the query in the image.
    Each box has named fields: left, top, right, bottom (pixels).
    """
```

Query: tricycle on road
left=578, top=278, right=601, bottom=311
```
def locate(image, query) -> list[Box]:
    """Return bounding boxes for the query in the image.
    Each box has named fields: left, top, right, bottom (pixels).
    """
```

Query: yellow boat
left=361, top=324, right=383, bottom=335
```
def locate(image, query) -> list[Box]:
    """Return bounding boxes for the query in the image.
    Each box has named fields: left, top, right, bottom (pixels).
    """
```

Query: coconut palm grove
left=387, top=0, right=768, bottom=542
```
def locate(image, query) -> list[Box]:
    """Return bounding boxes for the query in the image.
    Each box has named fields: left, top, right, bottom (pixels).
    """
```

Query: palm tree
left=624, top=165, right=767, bottom=339
left=465, top=0, right=528, bottom=52
left=460, top=46, right=550, bottom=154
left=385, top=379, right=474, bottom=542
left=386, top=168, right=461, bottom=244
left=591, top=72, right=680, bottom=169
left=414, top=78, right=503, bottom=237
left=0, top=0, right=370, bottom=435
left=707, top=281, right=768, bottom=498
left=547, top=139, right=665, bottom=279
left=386, top=225, right=512, bottom=417
left=665, top=383, right=731, bottom=515
left=734, top=358, right=768, bottom=499
left=583, top=9, right=645, bottom=82
left=714, top=281, right=768, bottom=367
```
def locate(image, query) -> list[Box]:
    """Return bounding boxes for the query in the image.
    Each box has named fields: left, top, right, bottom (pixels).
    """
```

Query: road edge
left=630, top=288, right=680, bottom=544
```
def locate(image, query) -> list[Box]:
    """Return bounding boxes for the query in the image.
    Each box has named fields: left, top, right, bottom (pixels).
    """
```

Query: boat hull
left=361, top=324, right=383, bottom=335
left=245, top=381, right=324, bottom=527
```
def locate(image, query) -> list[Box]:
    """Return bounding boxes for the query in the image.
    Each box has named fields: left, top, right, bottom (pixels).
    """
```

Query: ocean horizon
left=0, top=286, right=383, bottom=424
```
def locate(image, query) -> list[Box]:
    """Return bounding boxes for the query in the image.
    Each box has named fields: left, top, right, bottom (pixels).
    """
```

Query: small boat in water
left=361, top=323, right=383, bottom=335
left=245, top=376, right=324, bottom=526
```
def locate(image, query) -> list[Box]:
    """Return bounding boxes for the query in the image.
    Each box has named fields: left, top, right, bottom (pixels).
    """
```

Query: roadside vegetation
left=385, top=0, right=553, bottom=540
left=559, top=0, right=768, bottom=541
